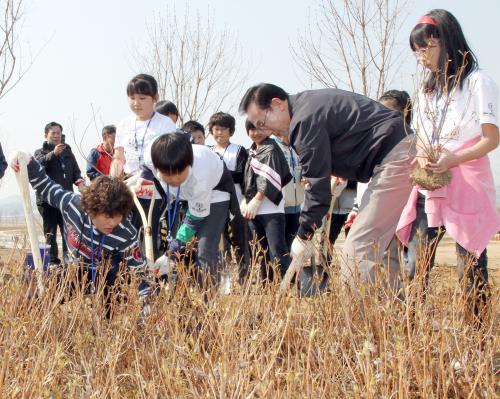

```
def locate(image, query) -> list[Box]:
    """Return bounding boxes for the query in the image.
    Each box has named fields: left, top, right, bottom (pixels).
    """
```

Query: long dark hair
left=410, top=9, right=478, bottom=93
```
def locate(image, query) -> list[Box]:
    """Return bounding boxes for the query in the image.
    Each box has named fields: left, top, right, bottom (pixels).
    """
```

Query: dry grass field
left=0, top=224, right=498, bottom=398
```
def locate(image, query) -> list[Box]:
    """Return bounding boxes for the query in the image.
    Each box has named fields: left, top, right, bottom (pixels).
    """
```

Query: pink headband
left=417, top=15, right=437, bottom=26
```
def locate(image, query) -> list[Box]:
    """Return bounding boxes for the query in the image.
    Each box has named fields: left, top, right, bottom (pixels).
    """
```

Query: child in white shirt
left=111, top=74, right=177, bottom=258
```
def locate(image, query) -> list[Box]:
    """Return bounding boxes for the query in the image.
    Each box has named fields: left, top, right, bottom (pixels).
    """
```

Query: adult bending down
left=239, top=84, right=415, bottom=289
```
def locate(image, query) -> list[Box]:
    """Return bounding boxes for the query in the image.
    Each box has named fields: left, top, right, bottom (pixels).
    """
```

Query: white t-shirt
left=211, top=143, right=244, bottom=202
left=145, top=143, right=230, bottom=218
left=115, top=112, right=176, bottom=199
left=115, top=112, right=177, bottom=175
left=257, top=196, right=285, bottom=215
left=415, top=69, right=498, bottom=151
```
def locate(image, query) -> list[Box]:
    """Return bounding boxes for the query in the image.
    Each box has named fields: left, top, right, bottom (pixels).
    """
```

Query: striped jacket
left=27, top=159, right=150, bottom=297
left=243, top=138, right=292, bottom=205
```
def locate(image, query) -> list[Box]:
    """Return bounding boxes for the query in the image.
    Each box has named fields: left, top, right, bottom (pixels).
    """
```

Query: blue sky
left=0, top=0, right=499, bottom=199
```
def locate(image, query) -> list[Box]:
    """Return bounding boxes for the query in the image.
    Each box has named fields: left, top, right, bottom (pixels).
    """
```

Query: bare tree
left=133, top=7, right=248, bottom=125
left=0, top=0, right=31, bottom=100
left=292, top=0, right=409, bottom=99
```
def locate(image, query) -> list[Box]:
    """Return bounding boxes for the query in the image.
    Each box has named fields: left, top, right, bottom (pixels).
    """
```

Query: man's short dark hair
left=101, top=125, right=116, bottom=138
left=151, top=131, right=193, bottom=174
left=239, top=83, right=289, bottom=114
left=208, top=112, right=236, bottom=135
left=44, top=121, right=63, bottom=134
left=155, top=100, right=179, bottom=118
left=182, top=120, right=205, bottom=134
left=126, top=74, right=158, bottom=98
left=379, top=90, right=413, bottom=125
left=80, top=176, right=133, bottom=217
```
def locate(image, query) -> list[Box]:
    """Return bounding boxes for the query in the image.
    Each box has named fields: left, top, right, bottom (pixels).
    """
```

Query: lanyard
left=134, top=112, right=155, bottom=162
left=432, top=91, right=448, bottom=144
left=289, top=145, right=299, bottom=206
left=220, top=143, right=230, bottom=161
left=89, top=219, right=105, bottom=285
left=289, top=146, right=297, bottom=180
left=212, top=144, right=230, bottom=162
left=166, top=185, right=181, bottom=242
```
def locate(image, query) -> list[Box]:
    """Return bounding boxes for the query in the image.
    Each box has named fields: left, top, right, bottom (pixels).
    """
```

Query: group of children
left=143, top=103, right=304, bottom=286
left=9, top=72, right=309, bottom=314
left=8, top=9, right=499, bottom=323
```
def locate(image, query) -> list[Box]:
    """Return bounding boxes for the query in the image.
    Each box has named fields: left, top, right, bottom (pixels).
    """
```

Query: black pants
left=38, top=203, right=68, bottom=264
left=406, top=193, right=489, bottom=320
left=329, top=213, right=348, bottom=245
left=223, top=212, right=248, bottom=280
left=284, top=212, right=300, bottom=251
left=130, top=197, right=164, bottom=259
left=248, top=213, right=291, bottom=282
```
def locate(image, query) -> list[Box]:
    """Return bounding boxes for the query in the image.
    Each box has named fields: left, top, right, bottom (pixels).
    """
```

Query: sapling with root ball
left=410, top=52, right=469, bottom=190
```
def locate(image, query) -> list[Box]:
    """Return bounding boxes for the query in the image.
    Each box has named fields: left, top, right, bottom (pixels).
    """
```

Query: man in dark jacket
left=34, top=121, right=84, bottom=265
left=239, top=84, right=415, bottom=290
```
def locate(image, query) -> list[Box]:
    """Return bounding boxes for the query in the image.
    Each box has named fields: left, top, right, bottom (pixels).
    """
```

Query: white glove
left=240, top=199, right=247, bottom=214
left=140, top=303, right=151, bottom=318
left=9, top=151, right=32, bottom=172
left=331, top=176, right=347, bottom=198
left=290, top=236, right=315, bottom=261
left=243, top=197, right=262, bottom=219
left=149, top=254, right=173, bottom=276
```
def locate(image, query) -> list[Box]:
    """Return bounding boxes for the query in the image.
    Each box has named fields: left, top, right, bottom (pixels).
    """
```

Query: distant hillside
left=0, top=195, right=25, bottom=216
left=0, top=194, right=38, bottom=221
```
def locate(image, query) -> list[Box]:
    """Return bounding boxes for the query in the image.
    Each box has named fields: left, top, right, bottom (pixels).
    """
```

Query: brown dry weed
left=0, top=242, right=498, bottom=398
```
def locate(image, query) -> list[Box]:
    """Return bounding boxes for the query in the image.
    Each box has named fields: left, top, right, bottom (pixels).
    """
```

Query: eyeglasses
left=255, top=109, right=269, bottom=131
left=413, top=44, right=438, bottom=57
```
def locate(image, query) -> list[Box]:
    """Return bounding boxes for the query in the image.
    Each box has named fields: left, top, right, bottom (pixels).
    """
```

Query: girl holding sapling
left=397, top=9, right=500, bottom=322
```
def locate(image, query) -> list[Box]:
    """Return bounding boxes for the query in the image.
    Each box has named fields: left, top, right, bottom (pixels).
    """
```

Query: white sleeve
left=114, top=119, right=126, bottom=149
left=143, top=139, right=154, bottom=170
left=473, top=72, right=498, bottom=127
left=186, top=148, right=221, bottom=218
left=162, top=118, right=178, bottom=134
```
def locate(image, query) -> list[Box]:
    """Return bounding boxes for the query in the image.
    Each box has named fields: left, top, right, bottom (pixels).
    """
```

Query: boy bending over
left=11, top=153, right=150, bottom=309
left=145, top=132, right=238, bottom=288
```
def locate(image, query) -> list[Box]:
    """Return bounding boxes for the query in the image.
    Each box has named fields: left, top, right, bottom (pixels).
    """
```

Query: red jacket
left=86, top=143, right=113, bottom=180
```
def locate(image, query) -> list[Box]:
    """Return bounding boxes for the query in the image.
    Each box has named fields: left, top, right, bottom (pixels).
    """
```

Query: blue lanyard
left=89, top=219, right=105, bottom=285
left=134, top=112, right=155, bottom=162
left=289, top=145, right=299, bottom=206
left=289, top=145, right=302, bottom=182
left=432, top=91, right=448, bottom=144
left=166, top=185, right=181, bottom=241
left=289, top=146, right=296, bottom=179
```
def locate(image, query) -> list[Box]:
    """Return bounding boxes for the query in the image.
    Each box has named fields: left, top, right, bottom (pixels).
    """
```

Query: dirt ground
left=1, top=224, right=499, bottom=285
